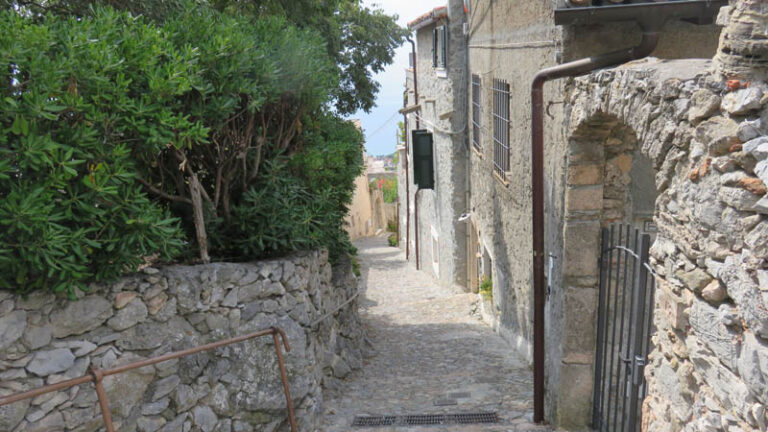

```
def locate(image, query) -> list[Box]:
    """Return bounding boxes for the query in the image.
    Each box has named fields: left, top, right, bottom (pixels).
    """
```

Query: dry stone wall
left=567, top=54, right=768, bottom=432
left=0, top=250, right=365, bottom=432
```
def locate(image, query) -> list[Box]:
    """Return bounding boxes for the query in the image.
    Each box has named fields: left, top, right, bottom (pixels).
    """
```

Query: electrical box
left=412, top=129, right=434, bottom=190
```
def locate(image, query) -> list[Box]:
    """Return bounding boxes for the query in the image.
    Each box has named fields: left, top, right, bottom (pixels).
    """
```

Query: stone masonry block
left=657, top=281, right=690, bottom=331
left=563, top=221, right=601, bottom=278
left=566, top=186, right=603, bottom=213
left=567, top=164, right=603, bottom=186
left=555, top=363, right=593, bottom=430
left=562, top=287, right=598, bottom=357
left=569, top=137, right=606, bottom=164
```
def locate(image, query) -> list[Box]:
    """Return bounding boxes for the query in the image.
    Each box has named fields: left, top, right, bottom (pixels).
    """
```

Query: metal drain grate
left=454, top=412, right=499, bottom=424
left=352, top=412, right=499, bottom=428
left=403, top=414, right=446, bottom=425
left=351, top=416, right=397, bottom=426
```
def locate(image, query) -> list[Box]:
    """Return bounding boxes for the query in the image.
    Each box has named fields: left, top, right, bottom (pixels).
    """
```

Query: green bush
left=386, top=220, right=398, bottom=233
left=0, top=3, right=367, bottom=295
left=370, top=176, right=397, bottom=203
left=0, top=9, right=187, bottom=295
left=134, top=7, right=339, bottom=262
left=387, top=234, right=398, bottom=247
left=211, top=115, right=364, bottom=262
left=479, top=275, right=493, bottom=301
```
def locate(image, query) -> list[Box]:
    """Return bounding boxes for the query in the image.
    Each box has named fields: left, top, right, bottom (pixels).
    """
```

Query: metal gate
left=592, top=224, right=656, bottom=432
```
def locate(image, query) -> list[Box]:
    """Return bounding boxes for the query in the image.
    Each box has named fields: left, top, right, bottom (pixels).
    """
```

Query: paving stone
left=321, top=237, right=549, bottom=432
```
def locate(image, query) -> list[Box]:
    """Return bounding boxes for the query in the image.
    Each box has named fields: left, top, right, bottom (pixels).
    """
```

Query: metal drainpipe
left=407, top=33, right=421, bottom=269
left=464, top=13, right=472, bottom=292
left=530, top=29, right=659, bottom=424
left=414, top=188, right=421, bottom=270
left=407, top=35, right=420, bottom=129
left=403, top=92, right=411, bottom=261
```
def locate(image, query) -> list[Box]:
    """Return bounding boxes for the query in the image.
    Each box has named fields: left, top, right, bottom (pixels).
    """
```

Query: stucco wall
left=401, top=0, right=468, bottom=289
left=464, top=0, right=722, bottom=427
left=0, top=251, right=365, bottom=432
left=346, top=150, right=375, bottom=241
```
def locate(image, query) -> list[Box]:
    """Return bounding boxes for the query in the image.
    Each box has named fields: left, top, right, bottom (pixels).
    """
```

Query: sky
left=348, top=0, right=446, bottom=156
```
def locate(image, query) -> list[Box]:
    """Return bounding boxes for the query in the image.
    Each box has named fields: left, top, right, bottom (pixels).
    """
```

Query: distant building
left=346, top=121, right=375, bottom=240
left=346, top=121, right=398, bottom=240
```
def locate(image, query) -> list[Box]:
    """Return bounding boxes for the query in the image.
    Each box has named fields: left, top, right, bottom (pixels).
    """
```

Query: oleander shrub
left=0, top=3, right=366, bottom=295
left=0, top=8, right=190, bottom=295
left=134, top=6, right=339, bottom=262
left=211, top=115, right=364, bottom=261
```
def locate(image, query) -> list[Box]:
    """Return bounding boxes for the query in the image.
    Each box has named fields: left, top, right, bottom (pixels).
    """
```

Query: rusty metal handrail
left=0, top=326, right=298, bottom=432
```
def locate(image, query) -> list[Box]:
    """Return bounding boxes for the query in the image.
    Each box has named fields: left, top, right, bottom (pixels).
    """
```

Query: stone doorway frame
left=554, top=112, right=659, bottom=429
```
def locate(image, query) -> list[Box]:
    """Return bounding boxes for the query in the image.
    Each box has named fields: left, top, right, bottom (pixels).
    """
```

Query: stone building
left=347, top=153, right=375, bottom=240
left=398, top=3, right=468, bottom=290
left=399, top=0, right=768, bottom=430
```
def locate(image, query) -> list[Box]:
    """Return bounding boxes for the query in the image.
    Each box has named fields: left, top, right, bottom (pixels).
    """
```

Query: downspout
left=463, top=8, right=472, bottom=292
left=407, top=35, right=420, bottom=129
left=415, top=189, right=421, bottom=270
left=530, top=29, right=659, bottom=424
left=407, top=34, right=421, bottom=269
left=403, top=91, right=411, bottom=261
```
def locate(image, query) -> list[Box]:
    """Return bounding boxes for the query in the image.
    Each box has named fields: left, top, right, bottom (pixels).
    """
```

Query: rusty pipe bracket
left=545, top=101, right=564, bottom=119
left=271, top=326, right=291, bottom=352
left=89, top=366, right=116, bottom=432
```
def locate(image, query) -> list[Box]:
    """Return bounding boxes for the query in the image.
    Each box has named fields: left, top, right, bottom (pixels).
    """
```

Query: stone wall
left=564, top=50, right=768, bottom=430
left=0, top=250, right=365, bottom=432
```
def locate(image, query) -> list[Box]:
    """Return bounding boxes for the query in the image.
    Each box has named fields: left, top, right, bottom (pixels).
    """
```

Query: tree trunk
left=189, top=174, right=210, bottom=263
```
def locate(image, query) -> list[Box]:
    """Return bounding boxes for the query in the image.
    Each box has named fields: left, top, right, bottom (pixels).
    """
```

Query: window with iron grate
left=492, top=78, right=510, bottom=178
left=471, top=74, right=482, bottom=151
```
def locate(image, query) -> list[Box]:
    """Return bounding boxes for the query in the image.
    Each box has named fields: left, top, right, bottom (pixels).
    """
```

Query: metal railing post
left=0, top=326, right=299, bottom=432
left=90, top=367, right=116, bottom=432
left=272, top=327, right=298, bottom=432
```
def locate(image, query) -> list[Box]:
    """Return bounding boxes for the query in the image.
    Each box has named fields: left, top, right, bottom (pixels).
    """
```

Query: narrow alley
left=322, top=237, right=548, bottom=431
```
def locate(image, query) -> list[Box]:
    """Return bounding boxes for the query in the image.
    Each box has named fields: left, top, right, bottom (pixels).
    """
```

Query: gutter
left=530, top=0, right=724, bottom=423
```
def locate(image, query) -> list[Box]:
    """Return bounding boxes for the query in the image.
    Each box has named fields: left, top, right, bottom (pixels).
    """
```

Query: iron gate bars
left=492, top=78, right=510, bottom=178
left=592, top=224, right=656, bottom=432
left=0, top=326, right=298, bottom=432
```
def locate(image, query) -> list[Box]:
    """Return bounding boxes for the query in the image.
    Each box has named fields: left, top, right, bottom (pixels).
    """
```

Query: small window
left=492, top=78, right=510, bottom=178
left=471, top=74, right=482, bottom=151
left=432, top=25, right=448, bottom=69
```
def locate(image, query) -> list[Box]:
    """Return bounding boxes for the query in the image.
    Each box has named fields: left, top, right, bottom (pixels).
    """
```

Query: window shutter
left=440, top=26, right=447, bottom=68
left=432, top=28, right=438, bottom=67
left=412, top=129, right=435, bottom=190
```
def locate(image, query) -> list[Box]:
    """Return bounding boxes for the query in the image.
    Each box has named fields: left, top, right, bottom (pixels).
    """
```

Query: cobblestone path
left=321, top=237, right=550, bottom=432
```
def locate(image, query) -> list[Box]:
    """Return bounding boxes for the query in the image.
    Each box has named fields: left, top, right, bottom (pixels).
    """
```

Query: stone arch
left=554, top=110, right=660, bottom=428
